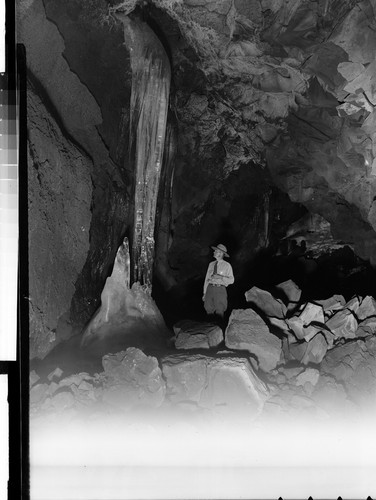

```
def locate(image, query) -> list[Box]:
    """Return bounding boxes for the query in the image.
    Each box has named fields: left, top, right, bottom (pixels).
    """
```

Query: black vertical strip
left=17, top=43, right=29, bottom=500
left=5, top=0, right=15, bottom=88
left=7, top=361, right=20, bottom=500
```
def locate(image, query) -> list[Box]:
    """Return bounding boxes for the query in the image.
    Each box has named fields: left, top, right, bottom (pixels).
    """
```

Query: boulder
left=286, top=316, right=305, bottom=340
left=245, top=286, right=286, bottom=319
left=313, top=295, right=346, bottom=317
left=344, top=296, right=360, bottom=314
left=299, top=302, right=325, bottom=325
left=30, top=383, right=49, bottom=405
left=225, top=309, right=282, bottom=372
left=275, top=280, right=301, bottom=311
left=356, top=317, right=376, bottom=337
left=321, top=337, right=376, bottom=407
left=325, top=309, right=358, bottom=339
left=280, top=366, right=305, bottom=380
left=356, top=296, right=376, bottom=321
left=288, top=333, right=328, bottom=365
left=30, top=370, right=40, bottom=389
left=101, top=348, right=166, bottom=410
left=173, top=320, right=223, bottom=349
left=161, top=352, right=269, bottom=418
left=301, top=324, right=324, bottom=342
left=312, top=375, right=353, bottom=415
left=58, top=373, right=94, bottom=389
left=295, top=368, right=320, bottom=387
left=47, top=367, right=63, bottom=381
left=48, top=391, right=75, bottom=412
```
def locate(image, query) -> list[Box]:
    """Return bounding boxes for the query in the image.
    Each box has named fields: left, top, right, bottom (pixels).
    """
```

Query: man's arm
left=211, top=261, right=234, bottom=287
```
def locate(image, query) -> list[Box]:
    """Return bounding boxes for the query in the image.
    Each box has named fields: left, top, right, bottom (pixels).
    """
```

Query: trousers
left=204, top=284, right=227, bottom=317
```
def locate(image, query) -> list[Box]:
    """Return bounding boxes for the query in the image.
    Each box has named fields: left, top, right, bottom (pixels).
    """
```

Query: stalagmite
left=80, top=237, right=169, bottom=351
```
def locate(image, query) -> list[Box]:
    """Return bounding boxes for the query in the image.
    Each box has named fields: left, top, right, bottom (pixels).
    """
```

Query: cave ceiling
left=139, top=0, right=376, bottom=264
left=19, top=0, right=376, bottom=262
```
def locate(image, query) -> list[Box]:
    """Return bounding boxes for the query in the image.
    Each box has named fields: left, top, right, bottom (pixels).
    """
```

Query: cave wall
left=27, top=83, right=93, bottom=359
left=18, top=0, right=134, bottom=357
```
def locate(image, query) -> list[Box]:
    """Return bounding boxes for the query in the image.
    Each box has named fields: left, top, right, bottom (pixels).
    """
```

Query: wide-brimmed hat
left=211, top=243, right=229, bottom=257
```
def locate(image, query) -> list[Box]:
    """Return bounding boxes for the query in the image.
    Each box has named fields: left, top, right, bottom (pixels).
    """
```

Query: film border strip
left=0, top=71, right=18, bottom=362
left=0, top=1, right=26, bottom=498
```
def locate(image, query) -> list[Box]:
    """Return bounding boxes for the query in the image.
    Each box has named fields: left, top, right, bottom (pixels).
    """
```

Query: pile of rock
left=30, top=346, right=269, bottom=424
left=30, top=280, right=376, bottom=424
left=231, top=282, right=376, bottom=370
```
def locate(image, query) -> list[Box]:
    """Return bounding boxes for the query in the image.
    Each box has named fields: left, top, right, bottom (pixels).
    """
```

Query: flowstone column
left=118, top=14, right=171, bottom=292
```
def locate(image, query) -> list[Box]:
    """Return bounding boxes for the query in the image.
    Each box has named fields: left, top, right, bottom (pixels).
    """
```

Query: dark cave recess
left=152, top=244, right=376, bottom=328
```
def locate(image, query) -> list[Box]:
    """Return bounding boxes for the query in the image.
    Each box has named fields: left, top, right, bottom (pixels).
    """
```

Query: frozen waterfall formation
left=81, top=17, right=171, bottom=349
left=122, top=14, right=171, bottom=290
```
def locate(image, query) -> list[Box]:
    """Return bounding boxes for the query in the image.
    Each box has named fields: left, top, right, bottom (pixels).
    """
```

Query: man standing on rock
left=203, top=243, right=234, bottom=321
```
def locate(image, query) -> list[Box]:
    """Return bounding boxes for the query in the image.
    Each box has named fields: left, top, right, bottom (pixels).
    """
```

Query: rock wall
left=28, top=84, right=93, bottom=359
left=18, top=0, right=133, bottom=357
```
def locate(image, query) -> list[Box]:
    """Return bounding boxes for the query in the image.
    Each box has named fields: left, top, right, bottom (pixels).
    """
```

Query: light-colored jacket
left=203, top=259, right=234, bottom=296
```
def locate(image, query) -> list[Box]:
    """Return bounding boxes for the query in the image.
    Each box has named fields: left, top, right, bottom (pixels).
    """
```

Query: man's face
left=214, top=248, right=224, bottom=259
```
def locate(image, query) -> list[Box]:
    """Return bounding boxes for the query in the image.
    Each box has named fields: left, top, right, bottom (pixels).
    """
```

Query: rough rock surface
left=321, top=337, right=376, bottom=407
left=225, top=309, right=282, bottom=371
left=245, top=286, right=287, bottom=319
left=357, top=296, right=376, bottom=321
left=161, top=352, right=269, bottom=418
left=28, top=83, right=92, bottom=359
left=275, top=280, right=302, bottom=311
left=101, top=348, right=166, bottom=410
left=285, top=333, right=328, bottom=365
left=173, top=320, right=223, bottom=350
left=325, top=309, right=358, bottom=339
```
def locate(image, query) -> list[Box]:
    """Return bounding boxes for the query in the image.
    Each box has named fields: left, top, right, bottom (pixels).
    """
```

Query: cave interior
left=21, top=0, right=376, bottom=446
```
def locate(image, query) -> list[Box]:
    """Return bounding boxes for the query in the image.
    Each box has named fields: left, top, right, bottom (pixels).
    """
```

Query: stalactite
left=118, top=14, right=171, bottom=292
left=155, top=116, right=178, bottom=290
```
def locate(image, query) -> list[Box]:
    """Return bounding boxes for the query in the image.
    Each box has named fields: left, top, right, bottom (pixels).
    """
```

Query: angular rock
left=295, top=368, right=320, bottom=387
left=312, top=375, right=353, bottom=415
left=268, top=317, right=290, bottom=335
left=288, top=333, right=328, bottom=365
left=102, top=348, right=165, bottom=410
left=47, top=367, right=63, bottom=381
left=280, top=366, right=305, bottom=380
left=325, top=309, right=358, bottom=339
left=47, top=382, right=59, bottom=397
left=356, top=296, right=376, bottom=321
left=321, top=337, right=376, bottom=407
left=58, top=373, right=93, bottom=389
left=275, top=280, right=301, bottom=311
left=313, top=295, right=346, bottom=316
left=245, top=286, right=286, bottom=319
left=173, top=320, right=223, bottom=350
left=301, top=324, right=323, bottom=343
left=321, top=329, right=336, bottom=349
left=30, top=370, right=40, bottom=389
left=344, top=296, right=360, bottom=314
left=299, top=302, right=324, bottom=326
left=225, top=309, right=282, bottom=372
left=49, top=391, right=75, bottom=412
left=161, top=352, right=269, bottom=418
left=30, top=383, right=49, bottom=405
left=286, top=316, right=305, bottom=340
left=356, top=317, right=376, bottom=337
